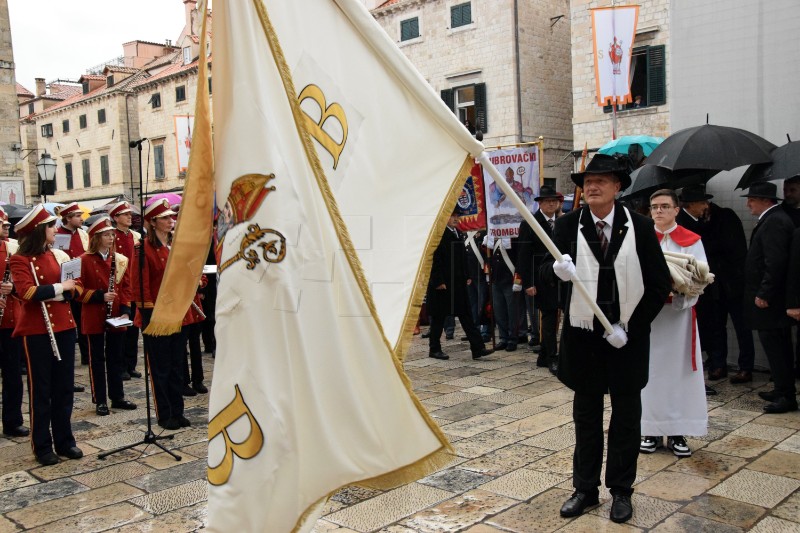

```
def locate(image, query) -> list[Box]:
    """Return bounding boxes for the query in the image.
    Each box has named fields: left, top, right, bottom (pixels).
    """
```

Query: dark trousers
left=0, top=328, right=24, bottom=431
left=201, top=289, right=216, bottom=353
left=144, top=331, right=186, bottom=422
left=492, top=281, right=517, bottom=343
left=182, top=323, right=204, bottom=385
left=699, top=294, right=755, bottom=372
left=429, top=310, right=484, bottom=355
left=87, top=331, right=125, bottom=405
left=539, top=308, right=559, bottom=364
left=124, top=303, right=140, bottom=372
left=759, top=328, right=796, bottom=400
left=23, top=330, right=77, bottom=458
left=572, top=391, right=641, bottom=496
left=70, top=300, right=89, bottom=364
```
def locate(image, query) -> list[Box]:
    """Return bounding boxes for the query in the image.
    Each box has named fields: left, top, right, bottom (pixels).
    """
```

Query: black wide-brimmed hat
left=678, top=184, right=714, bottom=203
left=534, top=185, right=561, bottom=201
left=741, top=181, right=780, bottom=201
left=571, top=153, right=632, bottom=190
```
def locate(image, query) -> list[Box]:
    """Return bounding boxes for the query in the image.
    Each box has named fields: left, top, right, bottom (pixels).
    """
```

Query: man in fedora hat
left=742, top=182, right=796, bottom=413
left=543, top=153, right=671, bottom=523
left=517, top=185, right=563, bottom=373
left=780, top=175, right=800, bottom=377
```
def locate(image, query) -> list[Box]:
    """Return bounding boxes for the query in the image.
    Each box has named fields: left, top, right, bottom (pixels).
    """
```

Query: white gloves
left=553, top=254, right=577, bottom=282
left=604, top=323, right=628, bottom=349
left=671, top=294, right=697, bottom=311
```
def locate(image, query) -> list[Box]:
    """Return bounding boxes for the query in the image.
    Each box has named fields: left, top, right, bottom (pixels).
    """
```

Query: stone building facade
left=0, top=0, right=25, bottom=204
left=372, top=0, right=574, bottom=187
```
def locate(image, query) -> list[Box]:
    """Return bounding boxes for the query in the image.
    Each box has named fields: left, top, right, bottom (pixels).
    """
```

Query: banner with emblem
left=456, top=162, right=487, bottom=232
left=482, top=145, right=541, bottom=240
left=182, top=0, right=488, bottom=531
left=591, top=5, right=640, bottom=106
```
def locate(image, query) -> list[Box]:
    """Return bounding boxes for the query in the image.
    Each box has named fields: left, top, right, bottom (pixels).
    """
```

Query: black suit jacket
left=543, top=202, right=671, bottom=394
left=787, top=228, right=800, bottom=311
left=697, top=202, right=748, bottom=301
left=427, top=226, right=470, bottom=317
left=743, top=205, right=794, bottom=330
left=517, top=210, right=560, bottom=310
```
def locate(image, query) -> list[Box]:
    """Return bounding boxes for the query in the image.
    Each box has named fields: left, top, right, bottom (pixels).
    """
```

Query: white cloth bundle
left=663, top=250, right=714, bottom=298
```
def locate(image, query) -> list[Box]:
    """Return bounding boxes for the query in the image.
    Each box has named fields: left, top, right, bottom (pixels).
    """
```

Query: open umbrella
left=737, top=140, right=800, bottom=189
left=598, top=135, right=664, bottom=157
left=647, top=124, right=775, bottom=172
left=145, top=192, right=182, bottom=207
left=1, top=203, right=31, bottom=219
left=622, top=165, right=719, bottom=198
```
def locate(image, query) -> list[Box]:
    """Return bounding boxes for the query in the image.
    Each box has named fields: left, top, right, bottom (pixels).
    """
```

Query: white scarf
left=569, top=206, right=644, bottom=331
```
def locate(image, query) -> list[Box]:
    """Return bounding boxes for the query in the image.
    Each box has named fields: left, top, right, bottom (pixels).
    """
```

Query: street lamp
left=36, top=152, right=57, bottom=202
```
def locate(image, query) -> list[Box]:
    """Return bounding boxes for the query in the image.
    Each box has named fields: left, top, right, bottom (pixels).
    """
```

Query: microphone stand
left=100, top=140, right=181, bottom=461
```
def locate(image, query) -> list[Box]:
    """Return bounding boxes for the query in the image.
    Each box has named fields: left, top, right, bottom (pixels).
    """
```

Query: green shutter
left=441, top=89, right=455, bottom=113
left=401, top=17, right=419, bottom=41
left=451, top=3, right=472, bottom=28
left=647, top=45, right=666, bottom=106
left=474, top=82, right=487, bottom=133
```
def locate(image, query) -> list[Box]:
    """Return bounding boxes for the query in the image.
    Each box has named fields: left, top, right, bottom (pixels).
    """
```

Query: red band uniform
left=110, top=201, right=142, bottom=378
left=0, top=231, right=27, bottom=437
left=56, top=202, right=90, bottom=368
left=182, top=275, right=208, bottom=394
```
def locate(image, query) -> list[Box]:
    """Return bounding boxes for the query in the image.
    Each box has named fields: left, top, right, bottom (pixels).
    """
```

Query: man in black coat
left=427, top=211, right=493, bottom=361
left=786, top=228, right=800, bottom=323
left=517, top=185, right=562, bottom=373
left=543, top=154, right=671, bottom=524
left=742, top=182, right=797, bottom=413
left=781, top=176, right=800, bottom=377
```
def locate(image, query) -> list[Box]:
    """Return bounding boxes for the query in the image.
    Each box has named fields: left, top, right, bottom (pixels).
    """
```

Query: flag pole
left=476, top=152, right=614, bottom=334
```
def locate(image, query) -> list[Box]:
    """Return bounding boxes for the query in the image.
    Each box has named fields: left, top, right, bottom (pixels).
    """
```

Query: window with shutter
left=100, top=154, right=110, bottom=185
left=400, top=17, right=419, bottom=41
left=98, top=109, right=106, bottom=124
left=62, top=120, right=70, bottom=133
left=647, top=45, right=666, bottom=106
left=154, top=145, right=165, bottom=180
left=474, top=82, right=487, bottom=133
left=176, top=85, right=187, bottom=102
left=441, top=89, right=455, bottom=113
left=82, top=159, right=91, bottom=188
left=79, top=115, right=87, bottom=129
left=451, top=2, right=472, bottom=28
left=65, top=162, right=74, bottom=190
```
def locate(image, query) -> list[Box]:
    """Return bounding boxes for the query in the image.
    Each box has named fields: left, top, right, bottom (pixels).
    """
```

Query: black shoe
left=560, top=491, right=600, bottom=518
left=549, top=361, right=559, bottom=376
left=705, top=385, right=718, bottom=396
left=3, top=426, right=29, bottom=437
left=429, top=351, right=449, bottom=360
left=530, top=344, right=542, bottom=353
left=56, top=446, right=84, bottom=460
left=192, top=382, right=208, bottom=394
left=517, top=335, right=528, bottom=344
left=758, top=390, right=780, bottom=402
left=37, top=451, right=59, bottom=466
left=158, top=418, right=181, bottom=430
left=495, top=342, right=508, bottom=351
left=461, top=336, right=469, bottom=341
left=528, top=337, right=539, bottom=347
left=73, top=385, right=85, bottom=393
left=421, top=331, right=430, bottom=339
left=472, top=348, right=494, bottom=360
left=505, top=343, right=517, bottom=352
left=182, top=385, right=198, bottom=397
left=129, top=370, right=142, bottom=378
left=536, top=357, right=548, bottom=368
left=111, top=399, right=137, bottom=410
left=610, top=494, right=633, bottom=523
left=120, top=371, right=131, bottom=381
left=178, top=416, right=192, bottom=428
left=96, top=404, right=110, bottom=416
left=763, top=397, right=799, bottom=414
left=445, top=333, right=454, bottom=340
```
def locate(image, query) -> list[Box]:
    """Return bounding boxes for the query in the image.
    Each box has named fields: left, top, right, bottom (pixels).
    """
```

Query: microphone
left=129, top=138, right=147, bottom=148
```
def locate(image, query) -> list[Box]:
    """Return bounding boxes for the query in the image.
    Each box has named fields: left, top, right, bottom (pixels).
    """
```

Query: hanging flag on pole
left=591, top=5, right=640, bottom=106
left=455, top=162, right=487, bottom=232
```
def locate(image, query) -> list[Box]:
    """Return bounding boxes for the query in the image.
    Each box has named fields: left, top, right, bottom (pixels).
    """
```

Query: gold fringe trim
left=393, top=156, right=475, bottom=362
left=251, top=1, right=454, bottom=530
left=143, top=321, right=183, bottom=337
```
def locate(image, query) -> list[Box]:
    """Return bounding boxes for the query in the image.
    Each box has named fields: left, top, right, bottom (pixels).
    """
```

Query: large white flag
left=591, top=5, right=640, bottom=106
left=206, top=0, right=484, bottom=530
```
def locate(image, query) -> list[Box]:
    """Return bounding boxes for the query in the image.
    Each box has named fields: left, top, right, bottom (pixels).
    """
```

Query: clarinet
left=29, top=261, right=61, bottom=361
left=107, top=252, right=116, bottom=319
left=0, top=265, right=11, bottom=324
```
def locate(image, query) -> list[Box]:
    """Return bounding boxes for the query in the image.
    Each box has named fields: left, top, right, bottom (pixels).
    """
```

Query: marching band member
left=182, top=277, right=208, bottom=395
left=78, top=217, right=138, bottom=416
left=133, top=199, right=188, bottom=430
left=109, top=201, right=143, bottom=380
left=0, top=208, right=27, bottom=438
left=11, top=205, right=83, bottom=465
left=56, top=202, right=90, bottom=375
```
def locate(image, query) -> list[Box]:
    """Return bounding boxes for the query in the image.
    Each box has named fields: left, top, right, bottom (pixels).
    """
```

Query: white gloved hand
left=604, top=323, right=628, bottom=349
left=512, top=282, right=522, bottom=293
left=553, top=254, right=577, bottom=282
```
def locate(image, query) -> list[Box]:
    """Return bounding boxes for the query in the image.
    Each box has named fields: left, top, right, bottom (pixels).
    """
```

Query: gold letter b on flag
left=208, top=385, right=265, bottom=486
left=298, top=84, right=348, bottom=169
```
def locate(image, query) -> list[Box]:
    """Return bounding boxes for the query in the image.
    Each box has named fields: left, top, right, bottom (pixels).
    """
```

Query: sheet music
left=60, top=258, right=81, bottom=281
left=54, top=234, right=71, bottom=251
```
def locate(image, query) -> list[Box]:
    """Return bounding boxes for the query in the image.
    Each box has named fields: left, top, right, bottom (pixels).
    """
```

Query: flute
left=107, top=252, right=116, bottom=319
left=191, top=300, right=207, bottom=320
left=0, top=266, right=11, bottom=324
left=29, top=261, right=61, bottom=361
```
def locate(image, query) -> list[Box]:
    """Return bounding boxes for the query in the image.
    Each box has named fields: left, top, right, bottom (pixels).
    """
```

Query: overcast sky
left=8, top=0, right=202, bottom=91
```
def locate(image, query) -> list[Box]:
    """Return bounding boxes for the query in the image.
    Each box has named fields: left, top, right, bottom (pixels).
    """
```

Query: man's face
left=505, top=168, right=515, bottom=183
left=682, top=200, right=708, bottom=219
left=784, top=179, right=800, bottom=208
left=649, top=195, right=679, bottom=227
left=114, top=212, right=132, bottom=229
left=447, top=214, right=459, bottom=229
left=539, top=198, right=559, bottom=217
left=746, top=196, right=773, bottom=217
left=1, top=224, right=8, bottom=239
left=64, top=212, right=83, bottom=230
left=583, top=174, right=620, bottom=211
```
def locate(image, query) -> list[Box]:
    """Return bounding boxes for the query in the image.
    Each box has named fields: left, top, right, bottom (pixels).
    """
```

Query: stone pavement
left=1, top=333, right=799, bottom=532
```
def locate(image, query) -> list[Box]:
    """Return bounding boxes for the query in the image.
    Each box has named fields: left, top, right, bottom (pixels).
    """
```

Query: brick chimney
left=184, top=0, right=198, bottom=35
left=35, top=77, right=46, bottom=96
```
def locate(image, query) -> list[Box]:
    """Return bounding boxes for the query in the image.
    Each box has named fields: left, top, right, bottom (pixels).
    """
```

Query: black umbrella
left=737, top=140, right=800, bottom=189
left=621, top=165, right=719, bottom=198
left=647, top=124, right=776, bottom=172
left=2, top=203, right=31, bottom=219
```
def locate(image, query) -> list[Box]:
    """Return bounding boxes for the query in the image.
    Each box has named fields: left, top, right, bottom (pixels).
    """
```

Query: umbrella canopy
left=1, top=203, right=31, bottom=219
left=598, top=135, right=664, bottom=157
left=737, top=141, right=800, bottom=189
left=42, top=202, right=65, bottom=216
left=647, top=125, right=775, bottom=172
left=622, top=165, right=719, bottom=198
left=90, top=201, right=142, bottom=216
left=145, top=192, right=182, bottom=207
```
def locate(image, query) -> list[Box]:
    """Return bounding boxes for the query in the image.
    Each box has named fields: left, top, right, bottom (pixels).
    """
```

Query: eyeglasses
left=649, top=204, right=677, bottom=212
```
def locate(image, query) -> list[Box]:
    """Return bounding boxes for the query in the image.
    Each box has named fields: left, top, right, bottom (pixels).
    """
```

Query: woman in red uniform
left=78, top=217, right=137, bottom=416
left=133, top=199, right=188, bottom=430
left=10, top=205, right=83, bottom=465
left=182, top=277, right=208, bottom=395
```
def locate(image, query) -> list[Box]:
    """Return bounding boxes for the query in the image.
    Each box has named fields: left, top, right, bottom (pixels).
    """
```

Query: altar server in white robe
left=640, top=189, right=708, bottom=457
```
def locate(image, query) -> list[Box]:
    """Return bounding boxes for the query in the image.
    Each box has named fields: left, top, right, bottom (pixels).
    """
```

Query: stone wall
left=0, top=0, right=23, bottom=195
